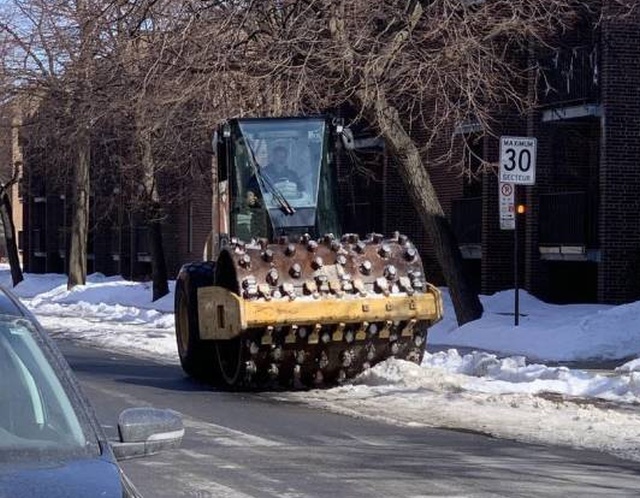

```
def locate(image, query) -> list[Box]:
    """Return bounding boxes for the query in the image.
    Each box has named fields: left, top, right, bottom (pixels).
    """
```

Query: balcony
left=539, top=44, right=599, bottom=107
left=451, top=197, right=482, bottom=258
left=538, top=191, right=598, bottom=261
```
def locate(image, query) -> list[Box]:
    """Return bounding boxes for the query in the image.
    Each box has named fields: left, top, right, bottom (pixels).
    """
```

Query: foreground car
left=0, top=287, right=183, bottom=497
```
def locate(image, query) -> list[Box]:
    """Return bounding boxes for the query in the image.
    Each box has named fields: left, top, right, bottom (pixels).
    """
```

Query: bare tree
left=1, top=0, right=631, bottom=313
left=0, top=0, right=182, bottom=293
left=169, top=0, right=629, bottom=324
left=99, top=2, right=214, bottom=300
left=0, top=38, right=24, bottom=286
left=3, top=0, right=211, bottom=300
left=0, top=0, right=120, bottom=288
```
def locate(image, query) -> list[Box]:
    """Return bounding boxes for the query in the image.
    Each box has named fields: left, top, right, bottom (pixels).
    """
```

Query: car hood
left=0, top=456, right=125, bottom=498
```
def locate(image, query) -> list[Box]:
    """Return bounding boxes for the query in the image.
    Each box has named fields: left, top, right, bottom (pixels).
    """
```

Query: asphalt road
left=59, top=340, right=640, bottom=498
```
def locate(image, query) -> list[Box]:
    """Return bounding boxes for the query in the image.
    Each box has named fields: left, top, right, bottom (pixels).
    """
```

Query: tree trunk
left=139, top=130, right=169, bottom=301
left=68, top=134, right=90, bottom=289
left=148, top=215, right=169, bottom=301
left=327, top=4, right=482, bottom=324
left=370, top=90, right=483, bottom=325
left=0, top=190, right=23, bottom=286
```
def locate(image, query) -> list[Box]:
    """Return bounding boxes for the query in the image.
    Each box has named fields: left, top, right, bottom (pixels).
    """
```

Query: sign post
left=499, top=136, right=537, bottom=326
left=499, top=182, right=515, bottom=231
left=514, top=208, right=519, bottom=325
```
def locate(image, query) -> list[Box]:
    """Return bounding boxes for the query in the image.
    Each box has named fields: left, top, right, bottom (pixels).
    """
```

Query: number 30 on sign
left=499, top=136, right=537, bottom=186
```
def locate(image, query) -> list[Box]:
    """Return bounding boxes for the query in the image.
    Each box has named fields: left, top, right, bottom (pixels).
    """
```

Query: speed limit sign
left=499, top=136, right=537, bottom=185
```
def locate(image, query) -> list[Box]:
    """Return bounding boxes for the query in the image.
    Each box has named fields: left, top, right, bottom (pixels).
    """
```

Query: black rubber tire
left=175, top=262, right=217, bottom=381
left=215, top=336, right=247, bottom=389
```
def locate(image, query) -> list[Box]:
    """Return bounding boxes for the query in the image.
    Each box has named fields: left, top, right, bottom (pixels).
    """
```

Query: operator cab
left=216, top=117, right=340, bottom=242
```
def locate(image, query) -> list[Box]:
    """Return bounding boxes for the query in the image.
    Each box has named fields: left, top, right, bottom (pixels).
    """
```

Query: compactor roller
left=175, top=117, right=443, bottom=389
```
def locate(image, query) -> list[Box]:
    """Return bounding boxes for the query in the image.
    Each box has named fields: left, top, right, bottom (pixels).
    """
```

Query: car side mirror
left=111, top=407, right=184, bottom=460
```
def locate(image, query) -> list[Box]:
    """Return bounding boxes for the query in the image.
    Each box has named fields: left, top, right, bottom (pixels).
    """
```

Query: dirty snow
left=3, top=267, right=640, bottom=460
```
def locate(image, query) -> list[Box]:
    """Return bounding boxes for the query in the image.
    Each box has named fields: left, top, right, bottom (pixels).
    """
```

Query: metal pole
left=514, top=187, right=519, bottom=327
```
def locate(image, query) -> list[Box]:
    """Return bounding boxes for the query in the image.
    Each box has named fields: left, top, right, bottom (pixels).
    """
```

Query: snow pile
left=617, top=358, right=640, bottom=373
left=4, top=269, right=640, bottom=364
left=0, top=271, right=175, bottom=329
left=0, top=269, right=177, bottom=360
left=429, top=289, right=640, bottom=362
left=362, top=350, right=640, bottom=403
left=283, top=358, right=640, bottom=461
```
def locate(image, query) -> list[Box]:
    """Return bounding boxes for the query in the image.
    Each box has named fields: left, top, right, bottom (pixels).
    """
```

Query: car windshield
left=0, top=316, right=96, bottom=461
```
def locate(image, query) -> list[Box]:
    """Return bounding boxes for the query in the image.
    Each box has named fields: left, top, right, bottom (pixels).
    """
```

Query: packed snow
left=3, top=266, right=640, bottom=461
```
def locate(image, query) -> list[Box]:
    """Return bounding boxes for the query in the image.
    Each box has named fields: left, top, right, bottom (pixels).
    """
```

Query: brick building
left=18, top=172, right=212, bottom=281
left=417, top=7, right=640, bottom=305
left=19, top=172, right=212, bottom=282
left=10, top=102, right=213, bottom=280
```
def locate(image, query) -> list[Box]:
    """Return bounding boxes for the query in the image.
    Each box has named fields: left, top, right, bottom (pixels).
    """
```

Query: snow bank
left=5, top=268, right=640, bottom=364
left=282, top=357, right=640, bottom=461
left=2, top=270, right=174, bottom=328
left=0, top=268, right=177, bottom=360
left=429, top=289, right=640, bottom=362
